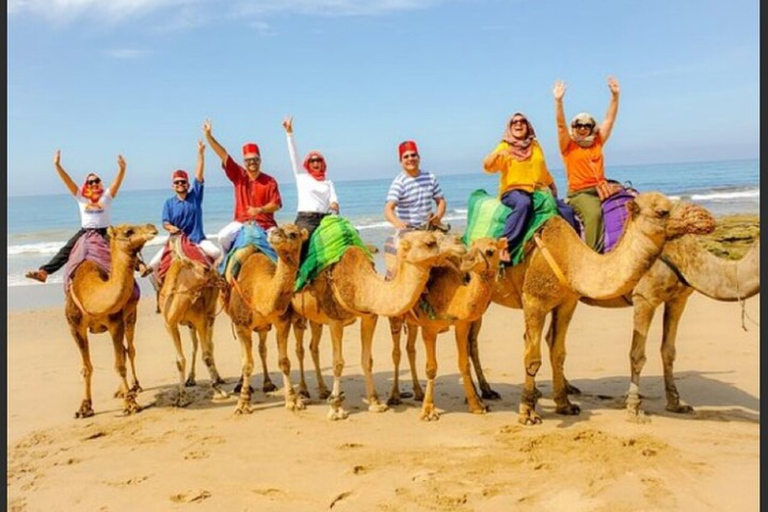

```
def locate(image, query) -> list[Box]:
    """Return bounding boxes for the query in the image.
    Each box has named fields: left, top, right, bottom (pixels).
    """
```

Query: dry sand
left=7, top=287, right=759, bottom=511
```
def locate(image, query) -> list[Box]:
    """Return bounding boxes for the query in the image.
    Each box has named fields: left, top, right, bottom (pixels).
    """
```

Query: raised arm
left=108, top=154, right=126, bottom=198
left=53, top=150, right=78, bottom=195
left=203, top=118, right=229, bottom=163
left=553, top=80, right=571, bottom=153
left=599, top=76, right=620, bottom=144
left=282, top=116, right=301, bottom=177
left=195, top=139, right=205, bottom=182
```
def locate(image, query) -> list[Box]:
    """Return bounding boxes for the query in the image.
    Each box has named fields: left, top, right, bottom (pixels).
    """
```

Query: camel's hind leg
left=661, top=296, right=694, bottom=414
left=309, top=320, right=330, bottom=399
left=626, top=296, right=656, bottom=419
left=387, top=316, right=406, bottom=405
left=258, top=330, right=277, bottom=393
left=548, top=300, right=580, bottom=415
left=109, top=319, right=141, bottom=415
left=164, top=320, right=190, bottom=407
left=233, top=324, right=256, bottom=414
left=196, top=318, right=227, bottom=399
left=123, top=302, right=142, bottom=394
left=456, top=321, right=487, bottom=414
left=277, top=316, right=305, bottom=411
left=419, top=326, right=440, bottom=421
left=405, top=323, right=424, bottom=401
left=468, top=317, right=500, bottom=400
left=69, top=322, right=95, bottom=419
left=520, top=296, right=546, bottom=426
left=327, top=320, right=348, bottom=420
left=361, top=315, right=387, bottom=413
left=185, top=326, right=199, bottom=387
left=292, top=316, right=310, bottom=399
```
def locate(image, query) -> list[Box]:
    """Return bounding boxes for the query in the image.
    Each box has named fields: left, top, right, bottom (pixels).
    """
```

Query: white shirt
left=76, top=190, right=113, bottom=229
left=286, top=132, right=339, bottom=213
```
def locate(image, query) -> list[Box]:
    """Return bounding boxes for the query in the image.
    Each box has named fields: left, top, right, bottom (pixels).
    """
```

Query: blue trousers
left=555, top=198, right=581, bottom=236
left=500, top=189, right=533, bottom=252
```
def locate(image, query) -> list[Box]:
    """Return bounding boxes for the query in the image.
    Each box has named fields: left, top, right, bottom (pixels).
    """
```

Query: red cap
left=398, top=140, right=419, bottom=160
left=172, top=169, right=189, bottom=181
left=242, top=143, right=260, bottom=158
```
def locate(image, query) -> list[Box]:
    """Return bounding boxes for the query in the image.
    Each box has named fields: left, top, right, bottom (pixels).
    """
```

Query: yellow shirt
left=483, top=140, right=554, bottom=195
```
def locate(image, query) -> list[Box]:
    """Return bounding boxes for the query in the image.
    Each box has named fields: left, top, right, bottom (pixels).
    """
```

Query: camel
left=387, top=236, right=507, bottom=420
left=221, top=223, right=308, bottom=414
left=290, top=230, right=443, bottom=420
left=65, top=223, right=158, bottom=418
left=157, top=236, right=228, bottom=406
left=454, top=193, right=715, bottom=425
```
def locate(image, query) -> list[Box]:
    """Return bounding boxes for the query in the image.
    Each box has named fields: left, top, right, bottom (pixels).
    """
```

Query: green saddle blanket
left=462, top=188, right=559, bottom=265
left=295, top=215, right=372, bottom=291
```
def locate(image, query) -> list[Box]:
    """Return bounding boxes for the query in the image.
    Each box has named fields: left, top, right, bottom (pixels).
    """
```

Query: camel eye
left=485, top=249, right=495, bottom=257
left=425, top=241, right=437, bottom=249
left=125, top=229, right=134, bottom=237
left=656, top=209, right=669, bottom=218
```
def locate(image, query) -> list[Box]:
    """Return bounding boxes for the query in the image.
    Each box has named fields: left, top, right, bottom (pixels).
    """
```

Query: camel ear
left=496, top=237, right=507, bottom=250
left=626, top=199, right=640, bottom=218
left=300, top=228, right=309, bottom=241
left=399, top=238, right=411, bottom=252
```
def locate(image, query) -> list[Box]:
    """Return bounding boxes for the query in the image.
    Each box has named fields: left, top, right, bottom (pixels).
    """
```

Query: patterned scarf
left=501, top=113, right=536, bottom=161
left=570, top=113, right=599, bottom=148
left=303, top=151, right=327, bottom=181
left=80, top=174, right=105, bottom=204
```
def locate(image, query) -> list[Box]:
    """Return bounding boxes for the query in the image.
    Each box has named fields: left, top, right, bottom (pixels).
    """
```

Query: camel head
left=397, top=230, right=441, bottom=268
left=459, top=237, right=506, bottom=274
left=107, top=223, right=158, bottom=256
left=434, top=232, right=468, bottom=270
left=625, top=193, right=715, bottom=245
left=267, top=224, right=307, bottom=266
left=665, top=201, right=717, bottom=239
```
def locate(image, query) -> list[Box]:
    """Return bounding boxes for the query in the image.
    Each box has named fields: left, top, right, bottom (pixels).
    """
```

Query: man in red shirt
left=203, top=119, right=283, bottom=255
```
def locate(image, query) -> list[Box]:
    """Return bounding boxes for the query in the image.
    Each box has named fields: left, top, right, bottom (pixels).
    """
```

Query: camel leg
left=185, top=326, right=199, bottom=387
left=544, top=318, right=579, bottom=397
left=292, top=317, right=310, bottom=399
left=361, top=315, right=387, bottom=413
left=327, top=320, right=348, bottom=420
left=309, top=320, right=330, bottom=399
left=548, top=301, right=580, bottom=416
left=123, top=303, right=142, bottom=394
left=468, top=317, right=500, bottom=400
left=419, top=327, right=440, bottom=421
left=197, top=319, right=227, bottom=399
left=258, top=330, right=277, bottom=393
left=109, top=320, right=141, bottom=415
left=69, top=322, right=95, bottom=419
left=164, top=321, right=191, bottom=407
left=456, top=321, right=487, bottom=414
left=387, top=316, right=405, bottom=405
left=405, top=323, right=424, bottom=402
left=277, top=317, right=305, bottom=411
left=519, top=297, right=546, bottom=426
left=626, top=297, right=656, bottom=420
left=661, top=296, right=694, bottom=414
left=234, top=324, right=255, bottom=415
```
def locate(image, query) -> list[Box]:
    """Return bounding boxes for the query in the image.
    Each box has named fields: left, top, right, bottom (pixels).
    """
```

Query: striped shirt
left=385, top=170, right=444, bottom=227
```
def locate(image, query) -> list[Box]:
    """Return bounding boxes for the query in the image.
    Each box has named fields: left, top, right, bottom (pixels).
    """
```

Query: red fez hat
left=398, top=140, right=419, bottom=160
left=242, top=143, right=260, bottom=158
left=172, top=169, right=189, bottom=181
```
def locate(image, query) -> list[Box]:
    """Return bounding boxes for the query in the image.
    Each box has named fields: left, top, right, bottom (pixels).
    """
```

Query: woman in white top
left=26, top=150, right=127, bottom=283
left=282, top=116, right=339, bottom=245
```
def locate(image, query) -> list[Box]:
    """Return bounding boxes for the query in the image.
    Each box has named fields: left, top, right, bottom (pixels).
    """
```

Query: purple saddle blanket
left=601, top=186, right=639, bottom=253
left=63, top=230, right=140, bottom=301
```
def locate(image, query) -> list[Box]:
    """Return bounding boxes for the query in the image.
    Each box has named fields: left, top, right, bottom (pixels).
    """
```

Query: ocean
left=7, top=159, right=760, bottom=310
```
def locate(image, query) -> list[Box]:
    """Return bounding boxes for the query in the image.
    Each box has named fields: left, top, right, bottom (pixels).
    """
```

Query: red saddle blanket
left=157, top=234, right=213, bottom=280
left=64, top=230, right=140, bottom=301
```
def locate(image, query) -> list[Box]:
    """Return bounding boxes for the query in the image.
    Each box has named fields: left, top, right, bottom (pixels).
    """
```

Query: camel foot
left=212, top=388, right=229, bottom=400
left=666, top=402, right=695, bottom=414
left=367, top=401, right=389, bottom=413
left=174, top=392, right=191, bottom=408
left=75, top=400, right=94, bottom=419
left=298, top=388, right=311, bottom=400
left=555, top=403, right=581, bottom=416
left=481, top=388, right=502, bottom=400
left=234, top=401, right=254, bottom=415
left=327, top=407, right=349, bottom=421
left=131, top=382, right=143, bottom=394
left=518, top=404, right=543, bottom=426
left=114, top=387, right=126, bottom=399
left=468, top=401, right=489, bottom=414
left=262, top=381, right=278, bottom=393
left=419, top=405, right=441, bottom=421
left=387, top=395, right=403, bottom=406
left=122, top=397, right=143, bottom=416
left=286, top=395, right=307, bottom=411
left=184, top=377, right=196, bottom=387
left=565, top=381, right=582, bottom=395
left=626, top=409, right=651, bottom=424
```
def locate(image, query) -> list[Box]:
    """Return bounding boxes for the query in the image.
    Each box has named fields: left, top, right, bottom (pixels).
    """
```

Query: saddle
left=157, top=233, right=213, bottom=282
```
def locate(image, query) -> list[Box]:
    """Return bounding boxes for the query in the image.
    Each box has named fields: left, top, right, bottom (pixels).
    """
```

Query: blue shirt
left=385, top=170, right=443, bottom=227
left=162, top=179, right=206, bottom=243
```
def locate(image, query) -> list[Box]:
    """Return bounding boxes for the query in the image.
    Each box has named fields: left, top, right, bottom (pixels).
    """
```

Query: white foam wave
left=8, top=274, right=64, bottom=287
left=668, top=189, right=759, bottom=202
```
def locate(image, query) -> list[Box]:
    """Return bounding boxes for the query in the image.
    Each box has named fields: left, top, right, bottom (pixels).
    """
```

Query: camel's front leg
left=292, top=315, right=310, bottom=399
left=196, top=321, right=227, bottom=399
left=164, top=320, right=190, bottom=407
left=520, top=297, right=546, bottom=426
left=185, top=326, right=199, bottom=387
left=361, top=315, right=387, bottom=413
left=123, top=304, right=142, bottom=394
left=327, top=320, right=348, bottom=420
left=387, top=315, right=405, bottom=405
left=234, top=324, right=256, bottom=414
left=549, top=301, right=580, bottom=416
left=419, top=327, right=440, bottom=421
left=69, top=322, right=95, bottom=419
left=627, top=297, right=656, bottom=420
left=109, top=321, right=141, bottom=415
left=258, top=330, right=277, bottom=393
left=661, top=296, right=694, bottom=414
left=456, top=321, right=487, bottom=414
left=309, top=320, right=330, bottom=399
left=468, top=317, right=500, bottom=400
left=405, top=323, right=424, bottom=401
left=277, top=317, right=305, bottom=411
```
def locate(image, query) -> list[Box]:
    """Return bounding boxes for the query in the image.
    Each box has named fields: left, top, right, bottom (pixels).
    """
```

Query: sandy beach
left=7, top=281, right=760, bottom=511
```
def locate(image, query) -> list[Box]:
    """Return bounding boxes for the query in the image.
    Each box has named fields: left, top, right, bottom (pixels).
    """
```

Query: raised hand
left=117, top=154, right=126, bottom=170
left=607, top=76, right=620, bottom=96
left=198, top=139, right=206, bottom=154
left=553, top=80, right=566, bottom=100
left=203, top=118, right=212, bottom=136
left=282, top=116, right=293, bottom=133
left=53, top=149, right=61, bottom=166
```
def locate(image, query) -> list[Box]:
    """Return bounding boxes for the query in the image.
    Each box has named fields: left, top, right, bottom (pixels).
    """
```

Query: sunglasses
left=573, top=123, right=594, bottom=130
left=174, top=180, right=188, bottom=186
left=402, top=153, right=419, bottom=160
left=244, top=157, right=260, bottom=164
left=308, top=157, right=323, bottom=163
left=87, top=178, right=101, bottom=186
left=510, top=119, right=527, bottom=126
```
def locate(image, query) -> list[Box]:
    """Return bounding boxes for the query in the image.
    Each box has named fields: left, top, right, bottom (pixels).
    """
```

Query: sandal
left=25, top=270, right=48, bottom=283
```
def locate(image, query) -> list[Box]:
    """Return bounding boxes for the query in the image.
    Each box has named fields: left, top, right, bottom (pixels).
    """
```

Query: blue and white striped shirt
left=386, top=170, right=444, bottom=227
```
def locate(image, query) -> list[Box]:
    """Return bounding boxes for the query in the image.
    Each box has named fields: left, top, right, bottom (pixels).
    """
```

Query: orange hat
left=172, top=169, right=189, bottom=181
left=398, top=140, right=418, bottom=160
left=242, top=143, right=260, bottom=158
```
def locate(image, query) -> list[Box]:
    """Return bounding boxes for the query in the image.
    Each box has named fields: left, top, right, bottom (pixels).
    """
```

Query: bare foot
left=26, top=269, right=48, bottom=283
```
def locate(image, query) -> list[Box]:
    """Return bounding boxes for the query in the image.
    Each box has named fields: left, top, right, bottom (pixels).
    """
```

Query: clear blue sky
left=8, top=0, right=759, bottom=197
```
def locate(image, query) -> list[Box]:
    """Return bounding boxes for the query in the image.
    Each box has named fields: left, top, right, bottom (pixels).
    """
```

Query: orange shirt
left=483, top=140, right=554, bottom=195
left=561, top=133, right=605, bottom=192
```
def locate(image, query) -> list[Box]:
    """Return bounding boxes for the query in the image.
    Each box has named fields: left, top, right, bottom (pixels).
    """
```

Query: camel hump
left=64, top=230, right=112, bottom=292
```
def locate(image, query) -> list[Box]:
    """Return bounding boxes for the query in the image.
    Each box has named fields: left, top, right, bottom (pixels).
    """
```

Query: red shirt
left=223, top=155, right=282, bottom=229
